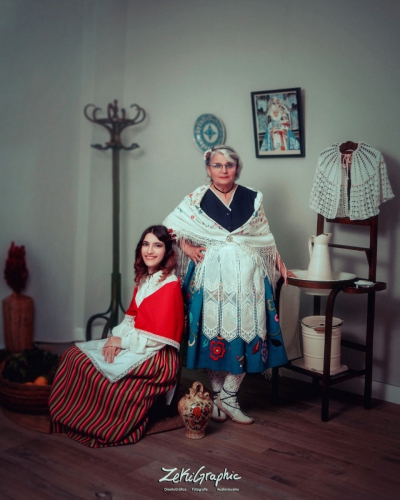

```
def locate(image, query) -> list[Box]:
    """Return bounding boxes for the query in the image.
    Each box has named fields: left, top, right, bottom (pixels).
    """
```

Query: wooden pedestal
left=2, top=293, right=34, bottom=352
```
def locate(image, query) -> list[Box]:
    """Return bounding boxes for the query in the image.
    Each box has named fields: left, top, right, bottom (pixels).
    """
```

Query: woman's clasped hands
left=102, top=336, right=122, bottom=363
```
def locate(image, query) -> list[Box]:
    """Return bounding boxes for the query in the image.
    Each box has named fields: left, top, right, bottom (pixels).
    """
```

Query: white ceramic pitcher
left=306, top=233, right=332, bottom=280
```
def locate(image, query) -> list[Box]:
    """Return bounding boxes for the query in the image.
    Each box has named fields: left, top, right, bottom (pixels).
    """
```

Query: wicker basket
left=0, top=361, right=51, bottom=414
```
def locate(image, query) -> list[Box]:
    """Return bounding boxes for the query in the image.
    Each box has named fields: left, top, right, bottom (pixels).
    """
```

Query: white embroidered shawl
left=309, top=143, right=394, bottom=220
left=163, top=185, right=279, bottom=343
left=163, top=184, right=278, bottom=286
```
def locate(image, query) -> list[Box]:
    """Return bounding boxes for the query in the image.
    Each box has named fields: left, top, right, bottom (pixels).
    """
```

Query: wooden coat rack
left=84, top=100, right=146, bottom=340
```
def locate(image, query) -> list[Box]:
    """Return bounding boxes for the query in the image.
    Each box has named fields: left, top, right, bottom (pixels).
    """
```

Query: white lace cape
left=309, top=143, right=394, bottom=220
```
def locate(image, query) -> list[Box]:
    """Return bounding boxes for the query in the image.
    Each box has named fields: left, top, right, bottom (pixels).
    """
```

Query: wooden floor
left=0, top=346, right=400, bottom=499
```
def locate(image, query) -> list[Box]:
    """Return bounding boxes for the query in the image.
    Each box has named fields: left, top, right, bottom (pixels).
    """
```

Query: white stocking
left=223, top=373, right=245, bottom=394
left=207, top=369, right=227, bottom=400
left=217, top=373, right=253, bottom=425
left=207, top=369, right=228, bottom=422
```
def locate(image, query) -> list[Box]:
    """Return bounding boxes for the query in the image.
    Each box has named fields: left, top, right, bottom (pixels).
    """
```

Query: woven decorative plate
left=193, top=114, right=225, bottom=152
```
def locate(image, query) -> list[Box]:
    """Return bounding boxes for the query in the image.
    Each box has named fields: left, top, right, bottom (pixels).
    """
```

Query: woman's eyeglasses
left=210, top=163, right=236, bottom=170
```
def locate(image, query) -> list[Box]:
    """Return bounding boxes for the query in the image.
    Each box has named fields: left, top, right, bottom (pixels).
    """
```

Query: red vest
left=126, top=279, right=184, bottom=350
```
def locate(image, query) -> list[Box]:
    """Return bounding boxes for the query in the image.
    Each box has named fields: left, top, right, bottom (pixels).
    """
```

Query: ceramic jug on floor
left=306, top=233, right=332, bottom=280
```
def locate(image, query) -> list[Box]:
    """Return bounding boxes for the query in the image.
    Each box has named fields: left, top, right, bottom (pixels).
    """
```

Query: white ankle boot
left=216, top=373, right=254, bottom=425
left=207, top=369, right=228, bottom=422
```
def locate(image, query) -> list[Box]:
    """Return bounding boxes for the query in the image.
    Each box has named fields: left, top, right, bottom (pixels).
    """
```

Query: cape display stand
left=84, top=100, right=146, bottom=340
left=273, top=213, right=386, bottom=422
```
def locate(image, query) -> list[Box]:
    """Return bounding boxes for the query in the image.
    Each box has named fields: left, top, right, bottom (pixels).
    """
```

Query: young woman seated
left=49, top=225, right=184, bottom=448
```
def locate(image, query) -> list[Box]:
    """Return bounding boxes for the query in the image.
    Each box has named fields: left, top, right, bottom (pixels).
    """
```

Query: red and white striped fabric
left=49, top=344, right=179, bottom=448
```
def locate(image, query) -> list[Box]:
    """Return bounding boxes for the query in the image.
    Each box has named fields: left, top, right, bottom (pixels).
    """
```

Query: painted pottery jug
left=306, top=233, right=332, bottom=281
left=178, top=381, right=213, bottom=439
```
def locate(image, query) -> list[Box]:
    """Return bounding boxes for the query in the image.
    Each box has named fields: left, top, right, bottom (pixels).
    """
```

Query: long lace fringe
left=173, top=231, right=279, bottom=293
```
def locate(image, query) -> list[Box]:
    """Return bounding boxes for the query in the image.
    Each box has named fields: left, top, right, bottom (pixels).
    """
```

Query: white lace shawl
left=309, top=143, right=394, bottom=220
left=163, top=184, right=279, bottom=290
left=163, top=185, right=281, bottom=343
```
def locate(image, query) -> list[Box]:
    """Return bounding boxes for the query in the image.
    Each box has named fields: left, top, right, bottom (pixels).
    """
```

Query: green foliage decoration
left=1, top=346, right=60, bottom=384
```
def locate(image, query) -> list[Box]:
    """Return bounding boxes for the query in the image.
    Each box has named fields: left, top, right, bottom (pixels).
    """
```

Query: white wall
left=0, top=0, right=129, bottom=341
left=0, top=0, right=85, bottom=343
left=1, top=0, right=399, bottom=401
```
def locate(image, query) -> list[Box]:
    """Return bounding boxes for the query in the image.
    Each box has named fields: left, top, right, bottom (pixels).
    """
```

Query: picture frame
left=250, top=87, right=305, bottom=158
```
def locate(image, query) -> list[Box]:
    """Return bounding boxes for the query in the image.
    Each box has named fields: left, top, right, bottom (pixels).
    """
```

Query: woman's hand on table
left=183, top=242, right=206, bottom=265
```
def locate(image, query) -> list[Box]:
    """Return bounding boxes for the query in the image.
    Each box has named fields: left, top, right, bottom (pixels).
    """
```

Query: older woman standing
left=164, top=145, right=293, bottom=425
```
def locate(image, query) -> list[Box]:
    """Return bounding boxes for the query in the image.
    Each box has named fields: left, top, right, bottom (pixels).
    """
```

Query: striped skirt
left=49, top=345, right=179, bottom=448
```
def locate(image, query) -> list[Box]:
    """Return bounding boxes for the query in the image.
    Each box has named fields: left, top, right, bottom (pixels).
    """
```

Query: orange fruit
left=33, top=376, right=48, bottom=386
left=24, top=382, right=34, bottom=385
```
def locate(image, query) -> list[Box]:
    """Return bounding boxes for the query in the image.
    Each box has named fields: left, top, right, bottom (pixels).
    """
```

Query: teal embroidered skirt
left=183, top=262, right=288, bottom=375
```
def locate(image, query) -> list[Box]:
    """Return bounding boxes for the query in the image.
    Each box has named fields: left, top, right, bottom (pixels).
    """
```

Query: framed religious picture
left=250, top=87, right=305, bottom=158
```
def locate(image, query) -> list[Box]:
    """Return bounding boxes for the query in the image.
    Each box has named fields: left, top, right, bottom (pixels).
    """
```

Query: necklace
left=212, top=183, right=235, bottom=199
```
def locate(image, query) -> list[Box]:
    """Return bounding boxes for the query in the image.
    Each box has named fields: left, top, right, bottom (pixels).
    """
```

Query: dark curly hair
left=134, top=225, right=177, bottom=284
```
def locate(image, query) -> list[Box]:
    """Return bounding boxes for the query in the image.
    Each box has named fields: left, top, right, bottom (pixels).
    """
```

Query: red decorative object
left=4, top=242, right=29, bottom=294
left=209, top=340, right=226, bottom=361
left=252, top=340, right=260, bottom=354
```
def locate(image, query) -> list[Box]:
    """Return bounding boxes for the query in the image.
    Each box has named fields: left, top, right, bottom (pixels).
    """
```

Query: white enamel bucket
left=301, top=315, right=343, bottom=372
